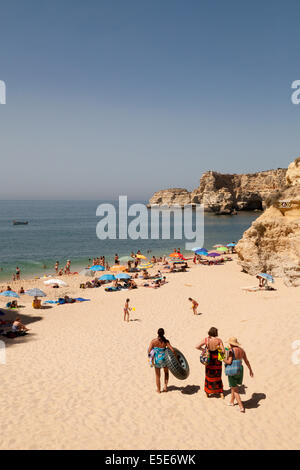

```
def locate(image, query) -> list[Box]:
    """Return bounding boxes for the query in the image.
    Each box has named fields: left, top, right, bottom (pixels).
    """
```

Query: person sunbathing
left=12, top=318, right=29, bottom=334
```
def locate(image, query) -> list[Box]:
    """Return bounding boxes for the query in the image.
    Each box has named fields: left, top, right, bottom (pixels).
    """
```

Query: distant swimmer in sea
left=147, top=328, right=176, bottom=393
left=188, top=297, right=199, bottom=315
left=123, top=298, right=131, bottom=323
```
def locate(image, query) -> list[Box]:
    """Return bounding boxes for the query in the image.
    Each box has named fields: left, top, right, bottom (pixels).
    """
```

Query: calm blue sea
left=0, top=200, right=258, bottom=281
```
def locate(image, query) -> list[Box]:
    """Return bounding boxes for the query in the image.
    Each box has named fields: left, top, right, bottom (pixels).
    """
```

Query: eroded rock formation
left=149, top=188, right=191, bottom=206
left=148, top=168, right=287, bottom=213
left=236, top=158, right=300, bottom=286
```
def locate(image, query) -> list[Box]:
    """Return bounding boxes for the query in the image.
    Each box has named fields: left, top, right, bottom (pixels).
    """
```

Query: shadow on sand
left=243, top=393, right=266, bottom=409
left=167, top=385, right=200, bottom=395
left=0, top=308, right=43, bottom=348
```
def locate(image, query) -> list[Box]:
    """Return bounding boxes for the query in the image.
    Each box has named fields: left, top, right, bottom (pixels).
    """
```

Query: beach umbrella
left=139, top=263, right=153, bottom=269
left=257, top=273, right=274, bottom=283
left=169, top=252, right=184, bottom=259
left=195, top=248, right=208, bottom=255
left=191, top=247, right=203, bottom=252
left=136, top=254, right=147, bottom=260
left=25, top=288, right=46, bottom=297
left=227, top=242, right=236, bottom=247
left=216, top=246, right=228, bottom=252
left=213, top=244, right=225, bottom=248
left=110, top=265, right=127, bottom=272
left=0, top=290, right=20, bottom=298
left=115, top=273, right=131, bottom=280
left=44, top=279, right=68, bottom=286
left=119, top=256, right=132, bottom=263
left=207, top=252, right=220, bottom=257
left=79, top=269, right=94, bottom=277
left=89, top=265, right=105, bottom=271
left=99, top=274, right=116, bottom=281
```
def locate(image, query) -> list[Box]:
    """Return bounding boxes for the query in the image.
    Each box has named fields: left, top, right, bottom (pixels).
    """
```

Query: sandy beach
left=0, top=257, right=299, bottom=450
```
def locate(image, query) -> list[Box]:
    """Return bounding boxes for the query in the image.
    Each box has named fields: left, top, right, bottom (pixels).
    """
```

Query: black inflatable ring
left=165, top=348, right=190, bottom=380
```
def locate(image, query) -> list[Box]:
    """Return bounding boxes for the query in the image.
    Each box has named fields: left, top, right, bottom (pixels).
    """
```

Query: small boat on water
left=12, top=220, right=29, bottom=225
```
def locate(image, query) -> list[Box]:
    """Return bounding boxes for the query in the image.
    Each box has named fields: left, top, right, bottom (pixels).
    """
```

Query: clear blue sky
left=1, top=0, right=300, bottom=200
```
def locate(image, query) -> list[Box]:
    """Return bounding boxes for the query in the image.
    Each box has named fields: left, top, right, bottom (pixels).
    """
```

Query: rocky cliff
left=236, top=158, right=300, bottom=286
left=149, top=168, right=287, bottom=213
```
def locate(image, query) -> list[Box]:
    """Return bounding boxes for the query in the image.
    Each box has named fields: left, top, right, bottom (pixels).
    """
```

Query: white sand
left=0, top=258, right=299, bottom=450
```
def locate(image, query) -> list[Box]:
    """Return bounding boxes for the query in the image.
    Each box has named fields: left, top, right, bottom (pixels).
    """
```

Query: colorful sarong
left=205, top=350, right=223, bottom=394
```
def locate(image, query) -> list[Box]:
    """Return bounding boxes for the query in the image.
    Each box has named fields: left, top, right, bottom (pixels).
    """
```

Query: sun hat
left=227, top=337, right=242, bottom=347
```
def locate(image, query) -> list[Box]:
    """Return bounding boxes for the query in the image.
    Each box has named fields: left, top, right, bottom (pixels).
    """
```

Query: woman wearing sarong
left=196, top=327, right=225, bottom=398
left=148, top=328, right=176, bottom=393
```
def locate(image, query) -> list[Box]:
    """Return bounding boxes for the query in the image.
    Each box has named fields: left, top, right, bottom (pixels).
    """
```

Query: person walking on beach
left=54, top=261, right=59, bottom=273
left=15, top=267, right=20, bottom=280
left=188, top=297, right=199, bottom=315
left=196, top=327, right=225, bottom=399
left=223, top=337, right=254, bottom=413
left=123, top=298, right=131, bottom=322
left=148, top=328, right=176, bottom=393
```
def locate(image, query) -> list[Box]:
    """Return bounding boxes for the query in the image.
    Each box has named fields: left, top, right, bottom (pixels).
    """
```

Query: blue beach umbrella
left=115, top=273, right=131, bottom=280
left=227, top=242, right=236, bottom=247
left=195, top=249, right=208, bottom=256
left=191, top=247, right=203, bottom=252
left=258, top=273, right=274, bottom=283
left=90, top=265, right=105, bottom=271
left=25, top=288, right=47, bottom=297
left=99, top=274, right=116, bottom=281
left=0, top=290, right=20, bottom=298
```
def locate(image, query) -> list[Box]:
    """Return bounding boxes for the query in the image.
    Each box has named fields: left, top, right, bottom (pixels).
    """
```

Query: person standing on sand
left=54, top=261, right=59, bottom=273
left=15, top=267, right=20, bottom=280
left=196, top=327, right=225, bottom=399
left=223, top=337, right=254, bottom=413
left=123, top=298, right=131, bottom=322
left=188, top=297, right=199, bottom=315
left=148, top=328, right=176, bottom=393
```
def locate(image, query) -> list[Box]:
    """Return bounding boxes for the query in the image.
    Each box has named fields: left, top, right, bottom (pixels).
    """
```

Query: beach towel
left=153, top=347, right=166, bottom=368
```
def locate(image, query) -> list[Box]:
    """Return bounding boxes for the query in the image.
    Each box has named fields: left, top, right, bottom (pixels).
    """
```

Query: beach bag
left=225, top=349, right=242, bottom=376
left=217, top=349, right=225, bottom=362
left=200, top=338, right=210, bottom=365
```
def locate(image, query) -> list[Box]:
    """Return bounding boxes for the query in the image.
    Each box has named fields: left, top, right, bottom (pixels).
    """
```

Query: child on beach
left=188, top=297, right=199, bottom=315
left=123, top=298, right=131, bottom=322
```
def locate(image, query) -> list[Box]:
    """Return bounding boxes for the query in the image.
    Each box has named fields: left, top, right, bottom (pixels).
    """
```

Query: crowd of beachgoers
left=0, top=243, right=259, bottom=413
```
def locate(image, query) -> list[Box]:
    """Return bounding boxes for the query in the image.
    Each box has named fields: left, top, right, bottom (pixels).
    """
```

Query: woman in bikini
left=148, top=328, right=176, bottom=393
left=123, top=298, right=131, bottom=322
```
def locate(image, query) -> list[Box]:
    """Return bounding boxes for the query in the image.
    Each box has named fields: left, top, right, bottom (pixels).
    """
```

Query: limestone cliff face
left=190, top=169, right=287, bottom=212
left=149, top=188, right=191, bottom=206
left=236, top=158, right=300, bottom=286
left=148, top=168, right=287, bottom=213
